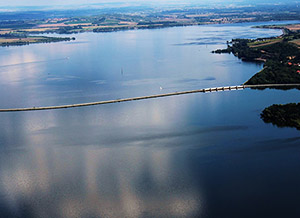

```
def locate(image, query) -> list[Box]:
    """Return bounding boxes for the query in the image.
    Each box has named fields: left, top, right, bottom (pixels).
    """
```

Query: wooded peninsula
left=213, top=25, right=300, bottom=86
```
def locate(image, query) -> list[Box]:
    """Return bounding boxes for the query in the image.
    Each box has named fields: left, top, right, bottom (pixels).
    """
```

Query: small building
left=288, top=56, right=296, bottom=60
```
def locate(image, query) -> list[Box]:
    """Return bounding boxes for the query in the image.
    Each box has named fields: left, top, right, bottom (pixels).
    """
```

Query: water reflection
left=0, top=144, right=202, bottom=217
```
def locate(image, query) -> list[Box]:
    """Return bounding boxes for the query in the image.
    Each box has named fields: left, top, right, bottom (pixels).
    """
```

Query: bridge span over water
left=0, top=84, right=299, bottom=112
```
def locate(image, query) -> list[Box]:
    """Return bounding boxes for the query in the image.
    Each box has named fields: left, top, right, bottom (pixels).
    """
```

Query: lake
left=0, top=21, right=300, bottom=218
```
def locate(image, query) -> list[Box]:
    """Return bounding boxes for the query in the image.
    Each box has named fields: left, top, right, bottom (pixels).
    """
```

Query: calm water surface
left=0, top=21, right=300, bottom=218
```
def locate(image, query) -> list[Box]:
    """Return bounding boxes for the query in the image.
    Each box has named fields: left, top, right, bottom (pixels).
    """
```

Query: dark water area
left=0, top=21, right=300, bottom=217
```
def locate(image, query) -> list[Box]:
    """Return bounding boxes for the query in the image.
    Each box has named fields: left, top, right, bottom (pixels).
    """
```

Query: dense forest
left=261, top=103, right=300, bottom=130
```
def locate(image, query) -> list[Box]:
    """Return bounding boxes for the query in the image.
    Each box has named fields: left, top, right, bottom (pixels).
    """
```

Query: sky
left=2, top=0, right=184, bottom=6
left=0, top=0, right=294, bottom=7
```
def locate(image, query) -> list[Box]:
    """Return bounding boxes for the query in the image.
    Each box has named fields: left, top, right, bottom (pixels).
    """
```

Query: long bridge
left=0, top=84, right=299, bottom=112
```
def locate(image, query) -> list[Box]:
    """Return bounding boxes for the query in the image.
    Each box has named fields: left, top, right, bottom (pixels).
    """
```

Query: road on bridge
left=0, top=84, right=299, bottom=112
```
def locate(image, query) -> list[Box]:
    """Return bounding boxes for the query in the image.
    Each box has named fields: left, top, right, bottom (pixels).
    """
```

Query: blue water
left=0, top=21, right=300, bottom=218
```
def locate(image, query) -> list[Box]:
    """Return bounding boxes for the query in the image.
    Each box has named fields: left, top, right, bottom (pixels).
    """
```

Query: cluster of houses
left=287, top=56, right=300, bottom=74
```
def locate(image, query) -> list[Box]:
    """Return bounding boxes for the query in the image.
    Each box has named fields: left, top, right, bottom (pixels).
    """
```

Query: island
left=261, top=103, right=300, bottom=130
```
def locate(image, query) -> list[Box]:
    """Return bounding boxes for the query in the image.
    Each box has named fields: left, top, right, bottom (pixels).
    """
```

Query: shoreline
left=0, top=20, right=298, bottom=47
left=213, top=22, right=300, bottom=87
left=0, top=35, right=75, bottom=47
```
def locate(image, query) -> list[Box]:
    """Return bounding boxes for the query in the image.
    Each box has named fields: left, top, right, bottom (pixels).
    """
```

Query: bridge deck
left=0, top=84, right=299, bottom=112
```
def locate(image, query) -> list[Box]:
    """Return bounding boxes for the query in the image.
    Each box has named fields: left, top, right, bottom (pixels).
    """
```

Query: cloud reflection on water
left=0, top=143, right=202, bottom=217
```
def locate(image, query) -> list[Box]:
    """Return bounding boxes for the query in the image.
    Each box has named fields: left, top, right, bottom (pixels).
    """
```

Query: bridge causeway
left=0, top=84, right=299, bottom=112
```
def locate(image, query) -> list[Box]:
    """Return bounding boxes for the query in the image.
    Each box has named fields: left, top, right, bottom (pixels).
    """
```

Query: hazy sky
left=2, top=0, right=186, bottom=6
left=0, top=0, right=292, bottom=7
